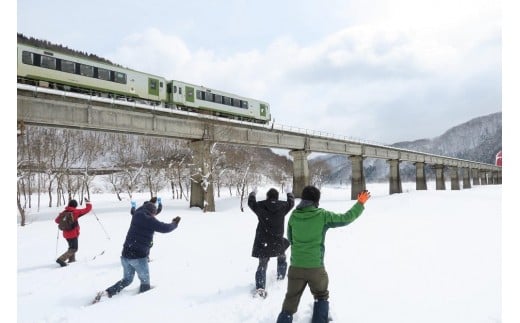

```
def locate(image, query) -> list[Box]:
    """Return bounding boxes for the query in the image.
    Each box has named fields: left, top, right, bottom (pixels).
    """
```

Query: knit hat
left=68, top=199, right=78, bottom=208
left=266, top=188, right=279, bottom=200
left=301, top=186, right=320, bottom=203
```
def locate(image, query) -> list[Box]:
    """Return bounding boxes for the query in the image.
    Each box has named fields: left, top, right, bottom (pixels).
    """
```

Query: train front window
left=61, top=60, right=75, bottom=74
left=114, top=72, right=126, bottom=84
left=22, top=51, right=33, bottom=65
left=41, top=56, right=56, bottom=70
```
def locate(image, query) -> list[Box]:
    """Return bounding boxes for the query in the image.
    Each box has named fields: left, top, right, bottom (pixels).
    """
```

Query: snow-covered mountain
left=312, top=112, right=502, bottom=183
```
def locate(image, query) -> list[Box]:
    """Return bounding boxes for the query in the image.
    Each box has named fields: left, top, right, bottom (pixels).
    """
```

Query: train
left=17, top=42, right=271, bottom=124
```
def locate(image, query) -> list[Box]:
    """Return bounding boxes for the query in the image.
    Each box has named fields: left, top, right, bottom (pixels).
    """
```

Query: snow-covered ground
left=17, top=182, right=502, bottom=322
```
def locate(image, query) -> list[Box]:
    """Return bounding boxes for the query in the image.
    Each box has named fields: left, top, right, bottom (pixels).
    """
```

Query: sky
left=14, top=0, right=504, bottom=144
left=16, top=183, right=505, bottom=322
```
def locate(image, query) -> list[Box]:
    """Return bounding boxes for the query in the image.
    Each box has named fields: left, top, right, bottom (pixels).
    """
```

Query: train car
left=168, top=79, right=271, bottom=124
left=17, top=41, right=272, bottom=124
left=17, top=43, right=167, bottom=103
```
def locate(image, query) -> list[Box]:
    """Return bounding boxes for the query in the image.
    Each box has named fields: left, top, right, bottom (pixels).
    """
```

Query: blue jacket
left=122, top=202, right=177, bottom=259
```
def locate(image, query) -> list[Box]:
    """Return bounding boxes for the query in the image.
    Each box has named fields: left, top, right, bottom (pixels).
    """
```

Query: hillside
left=312, top=112, right=502, bottom=183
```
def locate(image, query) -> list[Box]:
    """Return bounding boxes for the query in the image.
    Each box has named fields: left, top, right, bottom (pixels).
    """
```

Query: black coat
left=248, top=191, right=295, bottom=258
left=122, top=202, right=177, bottom=259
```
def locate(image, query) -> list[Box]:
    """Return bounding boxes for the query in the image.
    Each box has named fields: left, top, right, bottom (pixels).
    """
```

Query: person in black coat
left=248, top=187, right=295, bottom=297
left=93, top=201, right=180, bottom=303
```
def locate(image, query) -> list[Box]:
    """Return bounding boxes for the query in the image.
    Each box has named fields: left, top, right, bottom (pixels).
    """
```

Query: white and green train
left=17, top=43, right=271, bottom=124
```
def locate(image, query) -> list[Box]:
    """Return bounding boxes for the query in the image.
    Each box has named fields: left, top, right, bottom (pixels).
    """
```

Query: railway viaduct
left=17, top=84, right=502, bottom=211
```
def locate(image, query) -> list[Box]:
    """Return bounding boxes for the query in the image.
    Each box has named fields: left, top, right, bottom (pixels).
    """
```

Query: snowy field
left=17, top=182, right=502, bottom=323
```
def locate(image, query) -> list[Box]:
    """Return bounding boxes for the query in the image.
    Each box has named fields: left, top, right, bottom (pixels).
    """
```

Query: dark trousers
left=280, top=266, right=329, bottom=314
left=58, top=237, right=78, bottom=262
left=255, top=255, right=287, bottom=289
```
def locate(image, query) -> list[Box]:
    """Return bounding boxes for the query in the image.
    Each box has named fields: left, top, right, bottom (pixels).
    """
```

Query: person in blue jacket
left=93, top=201, right=180, bottom=303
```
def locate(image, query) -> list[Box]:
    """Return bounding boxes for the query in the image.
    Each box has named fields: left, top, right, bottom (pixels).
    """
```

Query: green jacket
left=287, top=202, right=365, bottom=268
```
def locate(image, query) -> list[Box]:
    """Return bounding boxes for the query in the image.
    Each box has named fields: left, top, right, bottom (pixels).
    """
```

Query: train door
left=148, top=78, right=160, bottom=98
left=259, top=103, right=268, bottom=117
left=185, top=86, right=195, bottom=103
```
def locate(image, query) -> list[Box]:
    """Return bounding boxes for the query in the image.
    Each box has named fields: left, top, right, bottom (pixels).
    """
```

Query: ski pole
left=55, top=229, right=60, bottom=257
left=92, top=210, right=110, bottom=240
left=92, top=250, right=105, bottom=260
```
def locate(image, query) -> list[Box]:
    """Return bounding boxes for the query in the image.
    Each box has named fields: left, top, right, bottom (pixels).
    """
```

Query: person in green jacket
left=276, top=185, right=371, bottom=323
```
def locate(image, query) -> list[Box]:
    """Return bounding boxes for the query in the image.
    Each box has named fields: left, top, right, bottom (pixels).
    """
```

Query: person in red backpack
left=54, top=198, right=93, bottom=267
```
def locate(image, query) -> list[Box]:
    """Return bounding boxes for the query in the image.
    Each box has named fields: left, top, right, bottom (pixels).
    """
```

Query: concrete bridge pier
left=492, top=171, right=499, bottom=184
left=450, top=166, right=460, bottom=190
left=349, top=155, right=366, bottom=200
left=480, top=170, right=488, bottom=185
left=433, top=164, right=446, bottom=190
left=414, top=162, right=427, bottom=190
left=471, top=168, right=480, bottom=185
left=290, top=150, right=311, bottom=198
left=462, top=167, right=471, bottom=189
left=189, top=140, right=215, bottom=212
left=388, top=159, right=402, bottom=195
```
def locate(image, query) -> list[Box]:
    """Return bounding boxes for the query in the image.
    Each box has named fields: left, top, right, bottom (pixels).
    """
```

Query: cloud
left=107, top=12, right=500, bottom=143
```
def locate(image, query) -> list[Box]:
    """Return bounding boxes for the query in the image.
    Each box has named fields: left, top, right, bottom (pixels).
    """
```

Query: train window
left=206, top=92, right=214, bottom=102
left=179, top=87, right=182, bottom=95
left=22, top=51, right=33, bottom=65
left=98, top=68, right=110, bottom=81
left=242, top=101, right=248, bottom=109
left=223, top=96, right=231, bottom=106
left=214, top=94, right=222, bottom=103
left=114, top=72, right=126, bottom=84
left=232, top=98, right=241, bottom=107
left=41, top=56, right=57, bottom=70
left=150, top=79, right=157, bottom=90
left=173, top=85, right=177, bottom=93
left=61, top=60, right=75, bottom=74
left=160, top=81, right=163, bottom=88
left=196, top=90, right=203, bottom=100
left=80, top=64, right=94, bottom=77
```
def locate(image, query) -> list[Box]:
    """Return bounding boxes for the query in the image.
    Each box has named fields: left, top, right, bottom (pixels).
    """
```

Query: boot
left=311, top=299, right=329, bottom=323
left=56, top=258, right=67, bottom=267
left=139, top=283, right=151, bottom=293
left=276, top=311, right=293, bottom=323
left=67, top=253, right=76, bottom=263
left=277, top=256, right=287, bottom=280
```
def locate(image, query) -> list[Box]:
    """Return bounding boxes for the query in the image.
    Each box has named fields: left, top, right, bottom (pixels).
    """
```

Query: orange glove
left=357, top=190, right=371, bottom=204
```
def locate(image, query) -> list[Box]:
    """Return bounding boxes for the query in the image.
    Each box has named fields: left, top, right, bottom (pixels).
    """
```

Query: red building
left=495, top=150, right=502, bottom=167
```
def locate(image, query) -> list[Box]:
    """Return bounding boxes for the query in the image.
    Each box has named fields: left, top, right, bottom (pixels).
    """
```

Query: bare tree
left=110, top=134, right=142, bottom=199
left=309, top=159, right=333, bottom=189
left=78, top=131, right=105, bottom=201
left=163, top=141, right=192, bottom=201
